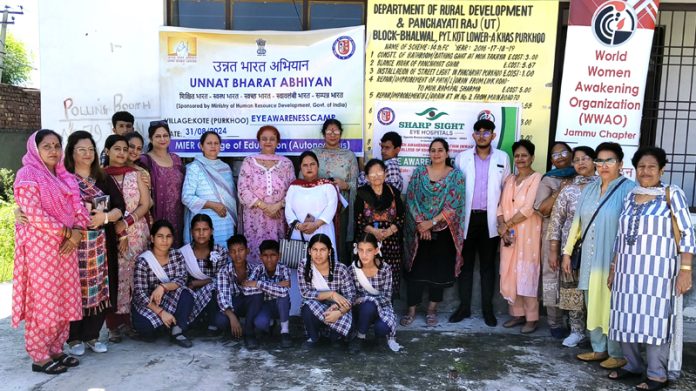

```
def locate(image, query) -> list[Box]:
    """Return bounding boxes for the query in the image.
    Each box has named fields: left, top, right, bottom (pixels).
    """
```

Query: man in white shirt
left=450, top=119, right=510, bottom=327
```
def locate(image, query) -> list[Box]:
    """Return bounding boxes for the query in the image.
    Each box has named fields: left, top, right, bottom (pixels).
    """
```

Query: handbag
left=279, top=221, right=307, bottom=269
left=665, top=186, right=682, bottom=254
left=570, top=178, right=626, bottom=270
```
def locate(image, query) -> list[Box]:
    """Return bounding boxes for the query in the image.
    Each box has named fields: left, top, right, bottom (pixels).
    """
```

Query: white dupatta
left=141, top=250, right=171, bottom=283
left=180, top=244, right=210, bottom=280
left=310, top=262, right=331, bottom=292
left=352, top=263, right=380, bottom=295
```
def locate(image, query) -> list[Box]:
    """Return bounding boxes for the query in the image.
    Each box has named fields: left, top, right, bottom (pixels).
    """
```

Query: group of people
left=11, top=111, right=692, bottom=390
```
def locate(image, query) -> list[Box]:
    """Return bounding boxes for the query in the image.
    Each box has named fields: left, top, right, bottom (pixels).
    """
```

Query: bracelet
left=681, top=265, right=692, bottom=271
left=66, top=228, right=72, bottom=240
left=104, top=212, right=109, bottom=225
left=157, top=308, right=164, bottom=316
left=160, top=284, right=167, bottom=292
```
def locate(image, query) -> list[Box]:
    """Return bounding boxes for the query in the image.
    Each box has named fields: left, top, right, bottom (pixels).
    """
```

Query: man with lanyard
left=450, top=119, right=510, bottom=327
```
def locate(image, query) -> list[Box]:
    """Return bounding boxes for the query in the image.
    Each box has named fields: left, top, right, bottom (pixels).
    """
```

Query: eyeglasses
left=325, top=129, right=341, bottom=135
left=75, top=147, right=95, bottom=155
left=150, top=120, right=168, bottom=127
left=594, top=158, right=618, bottom=167
left=368, top=171, right=385, bottom=178
left=551, top=150, right=570, bottom=160
left=473, top=130, right=492, bottom=137
left=572, top=156, right=593, bottom=164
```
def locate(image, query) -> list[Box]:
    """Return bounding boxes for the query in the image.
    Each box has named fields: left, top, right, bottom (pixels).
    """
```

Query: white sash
left=180, top=244, right=210, bottom=280
left=310, top=263, right=331, bottom=291
left=352, top=263, right=380, bottom=295
left=141, top=250, right=170, bottom=283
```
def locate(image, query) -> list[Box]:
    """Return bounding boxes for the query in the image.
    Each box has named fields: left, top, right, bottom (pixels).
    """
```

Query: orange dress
left=497, top=173, right=543, bottom=304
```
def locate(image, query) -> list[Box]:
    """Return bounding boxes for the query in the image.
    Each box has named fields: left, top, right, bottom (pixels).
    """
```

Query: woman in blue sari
left=182, top=131, right=237, bottom=247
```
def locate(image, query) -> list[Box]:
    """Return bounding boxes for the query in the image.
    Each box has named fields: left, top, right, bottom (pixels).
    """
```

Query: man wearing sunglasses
left=451, top=119, right=510, bottom=327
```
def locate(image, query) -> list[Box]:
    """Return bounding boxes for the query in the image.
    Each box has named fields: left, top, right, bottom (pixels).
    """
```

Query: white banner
left=555, top=0, right=659, bottom=178
left=160, top=26, right=365, bottom=157
left=373, top=100, right=519, bottom=188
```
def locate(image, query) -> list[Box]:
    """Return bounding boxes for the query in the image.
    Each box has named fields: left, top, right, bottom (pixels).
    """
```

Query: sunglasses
left=150, top=120, right=168, bottom=127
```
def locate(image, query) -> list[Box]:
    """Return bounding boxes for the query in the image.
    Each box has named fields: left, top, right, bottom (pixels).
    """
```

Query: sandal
left=400, top=314, right=415, bottom=326
left=108, top=328, right=122, bottom=343
left=635, top=379, right=668, bottom=391
left=608, top=368, right=642, bottom=380
left=31, top=360, right=67, bottom=375
left=53, top=354, right=80, bottom=368
left=426, top=312, right=438, bottom=327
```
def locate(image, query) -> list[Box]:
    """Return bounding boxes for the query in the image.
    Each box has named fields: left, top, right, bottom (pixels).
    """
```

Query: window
left=171, top=0, right=227, bottom=29
left=309, top=1, right=364, bottom=30
left=232, top=1, right=303, bottom=31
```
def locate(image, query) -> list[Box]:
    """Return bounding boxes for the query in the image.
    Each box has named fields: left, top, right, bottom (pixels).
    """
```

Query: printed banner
left=555, top=0, right=659, bottom=177
left=373, top=101, right=519, bottom=188
left=365, top=0, right=557, bottom=171
left=160, top=26, right=365, bottom=156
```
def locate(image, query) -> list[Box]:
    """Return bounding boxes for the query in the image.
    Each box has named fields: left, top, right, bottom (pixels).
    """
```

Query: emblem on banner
left=167, top=36, right=197, bottom=63
left=256, top=38, right=267, bottom=56
left=377, top=107, right=395, bottom=125
left=592, top=1, right=637, bottom=46
left=477, top=110, right=496, bottom=123
left=332, top=36, right=355, bottom=60
left=416, top=107, right=449, bottom=121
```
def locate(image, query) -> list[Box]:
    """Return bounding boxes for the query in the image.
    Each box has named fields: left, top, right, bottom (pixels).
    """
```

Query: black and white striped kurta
left=609, top=186, right=695, bottom=345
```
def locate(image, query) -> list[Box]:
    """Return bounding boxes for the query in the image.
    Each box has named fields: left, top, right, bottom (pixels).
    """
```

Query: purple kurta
left=238, top=154, right=295, bottom=264
left=139, top=153, right=185, bottom=247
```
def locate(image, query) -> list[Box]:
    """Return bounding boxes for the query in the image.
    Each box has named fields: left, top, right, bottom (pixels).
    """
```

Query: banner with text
left=160, top=26, right=365, bottom=156
left=373, top=101, right=519, bottom=188
left=555, top=0, right=659, bottom=177
left=365, top=0, right=557, bottom=171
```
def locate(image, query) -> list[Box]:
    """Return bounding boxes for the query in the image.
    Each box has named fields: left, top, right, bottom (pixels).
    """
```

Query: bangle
left=66, top=228, right=72, bottom=239
left=157, top=308, right=164, bottom=316
left=104, top=212, right=109, bottom=225
left=681, top=265, right=692, bottom=271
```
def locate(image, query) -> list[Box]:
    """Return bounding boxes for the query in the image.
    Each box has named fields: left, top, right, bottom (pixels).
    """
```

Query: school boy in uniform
left=244, top=240, right=292, bottom=348
left=214, top=234, right=264, bottom=349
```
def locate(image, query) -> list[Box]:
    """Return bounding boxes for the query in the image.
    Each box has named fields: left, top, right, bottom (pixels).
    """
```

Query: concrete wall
left=0, top=84, right=40, bottom=172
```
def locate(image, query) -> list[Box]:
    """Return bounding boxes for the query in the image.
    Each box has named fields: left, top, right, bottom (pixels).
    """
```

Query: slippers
left=635, top=379, right=669, bottom=391
left=426, top=312, right=438, bottom=327
left=400, top=314, right=415, bottom=326
left=608, top=368, right=642, bottom=380
left=52, top=354, right=79, bottom=368
left=31, top=361, right=67, bottom=375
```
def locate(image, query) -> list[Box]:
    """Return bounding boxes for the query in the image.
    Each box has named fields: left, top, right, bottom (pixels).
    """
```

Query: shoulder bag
left=570, top=178, right=626, bottom=270
left=279, top=221, right=308, bottom=269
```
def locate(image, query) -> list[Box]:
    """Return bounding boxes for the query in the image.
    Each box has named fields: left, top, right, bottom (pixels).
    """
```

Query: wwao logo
left=415, top=107, right=449, bottom=121
left=592, top=1, right=637, bottom=46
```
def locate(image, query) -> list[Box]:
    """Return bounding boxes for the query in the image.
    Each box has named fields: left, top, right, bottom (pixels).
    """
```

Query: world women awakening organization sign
left=555, top=0, right=659, bottom=178
left=159, top=26, right=365, bottom=157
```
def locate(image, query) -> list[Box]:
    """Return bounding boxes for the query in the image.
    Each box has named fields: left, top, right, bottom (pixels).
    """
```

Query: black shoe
left=348, top=338, right=363, bottom=354
left=448, top=307, right=471, bottom=323
left=245, top=336, right=259, bottom=350
left=483, top=312, right=498, bottom=327
left=206, top=326, right=222, bottom=338
left=171, top=333, right=193, bottom=348
left=330, top=339, right=344, bottom=350
left=549, top=327, right=568, bottom=339
left=280, top=333, right=292, bottom=349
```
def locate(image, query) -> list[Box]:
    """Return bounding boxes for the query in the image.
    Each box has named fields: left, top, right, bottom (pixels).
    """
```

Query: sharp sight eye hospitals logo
left=477, top=110, right=495, bottom=123
left=333, top=36, right=355, bottom=60
left=416, top=107, right=449, bottom=121
left=377, top=107, right=395, bottom=125
left=167, top=36, right=197, bottom=63
left=592, top=1, right=637, bottom=46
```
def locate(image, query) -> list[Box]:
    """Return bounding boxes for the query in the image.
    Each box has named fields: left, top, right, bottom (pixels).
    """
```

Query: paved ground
left=1, top=283, right=694, bottom=391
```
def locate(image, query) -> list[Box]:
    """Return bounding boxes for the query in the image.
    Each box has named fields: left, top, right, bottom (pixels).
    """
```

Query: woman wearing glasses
left=139, top=120, right=185, bottom=247
left=311, top=119, right=359, bottom=264
left=606, top=147, right=694, bottom=389
left=354, top=159, right=405, bottom=298
left=548, top=146, right=597, bottom=348
left=534, top=141, right=576, bottom=338
left=562, top=142, right=634, bottom=370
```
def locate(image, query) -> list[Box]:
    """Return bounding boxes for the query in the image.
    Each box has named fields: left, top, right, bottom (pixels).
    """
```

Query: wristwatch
left=432, top=219, right=437, bottom=227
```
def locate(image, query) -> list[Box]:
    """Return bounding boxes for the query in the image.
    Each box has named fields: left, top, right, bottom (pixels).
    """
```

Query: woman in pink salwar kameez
left=13, top=130, right=91, bottom=374
left=237, top=126, right=295, bottom=264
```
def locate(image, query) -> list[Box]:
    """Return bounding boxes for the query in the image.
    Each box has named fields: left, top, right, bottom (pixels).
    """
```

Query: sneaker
left=280, top=333, right=292, bottom=349
left=170, top=334, right=193, bottom=348
left=86, top=339, right=108, bottom=353
left=562, top=331, right=587, bottom=348
left=66, top=341, right=85, bottom=356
